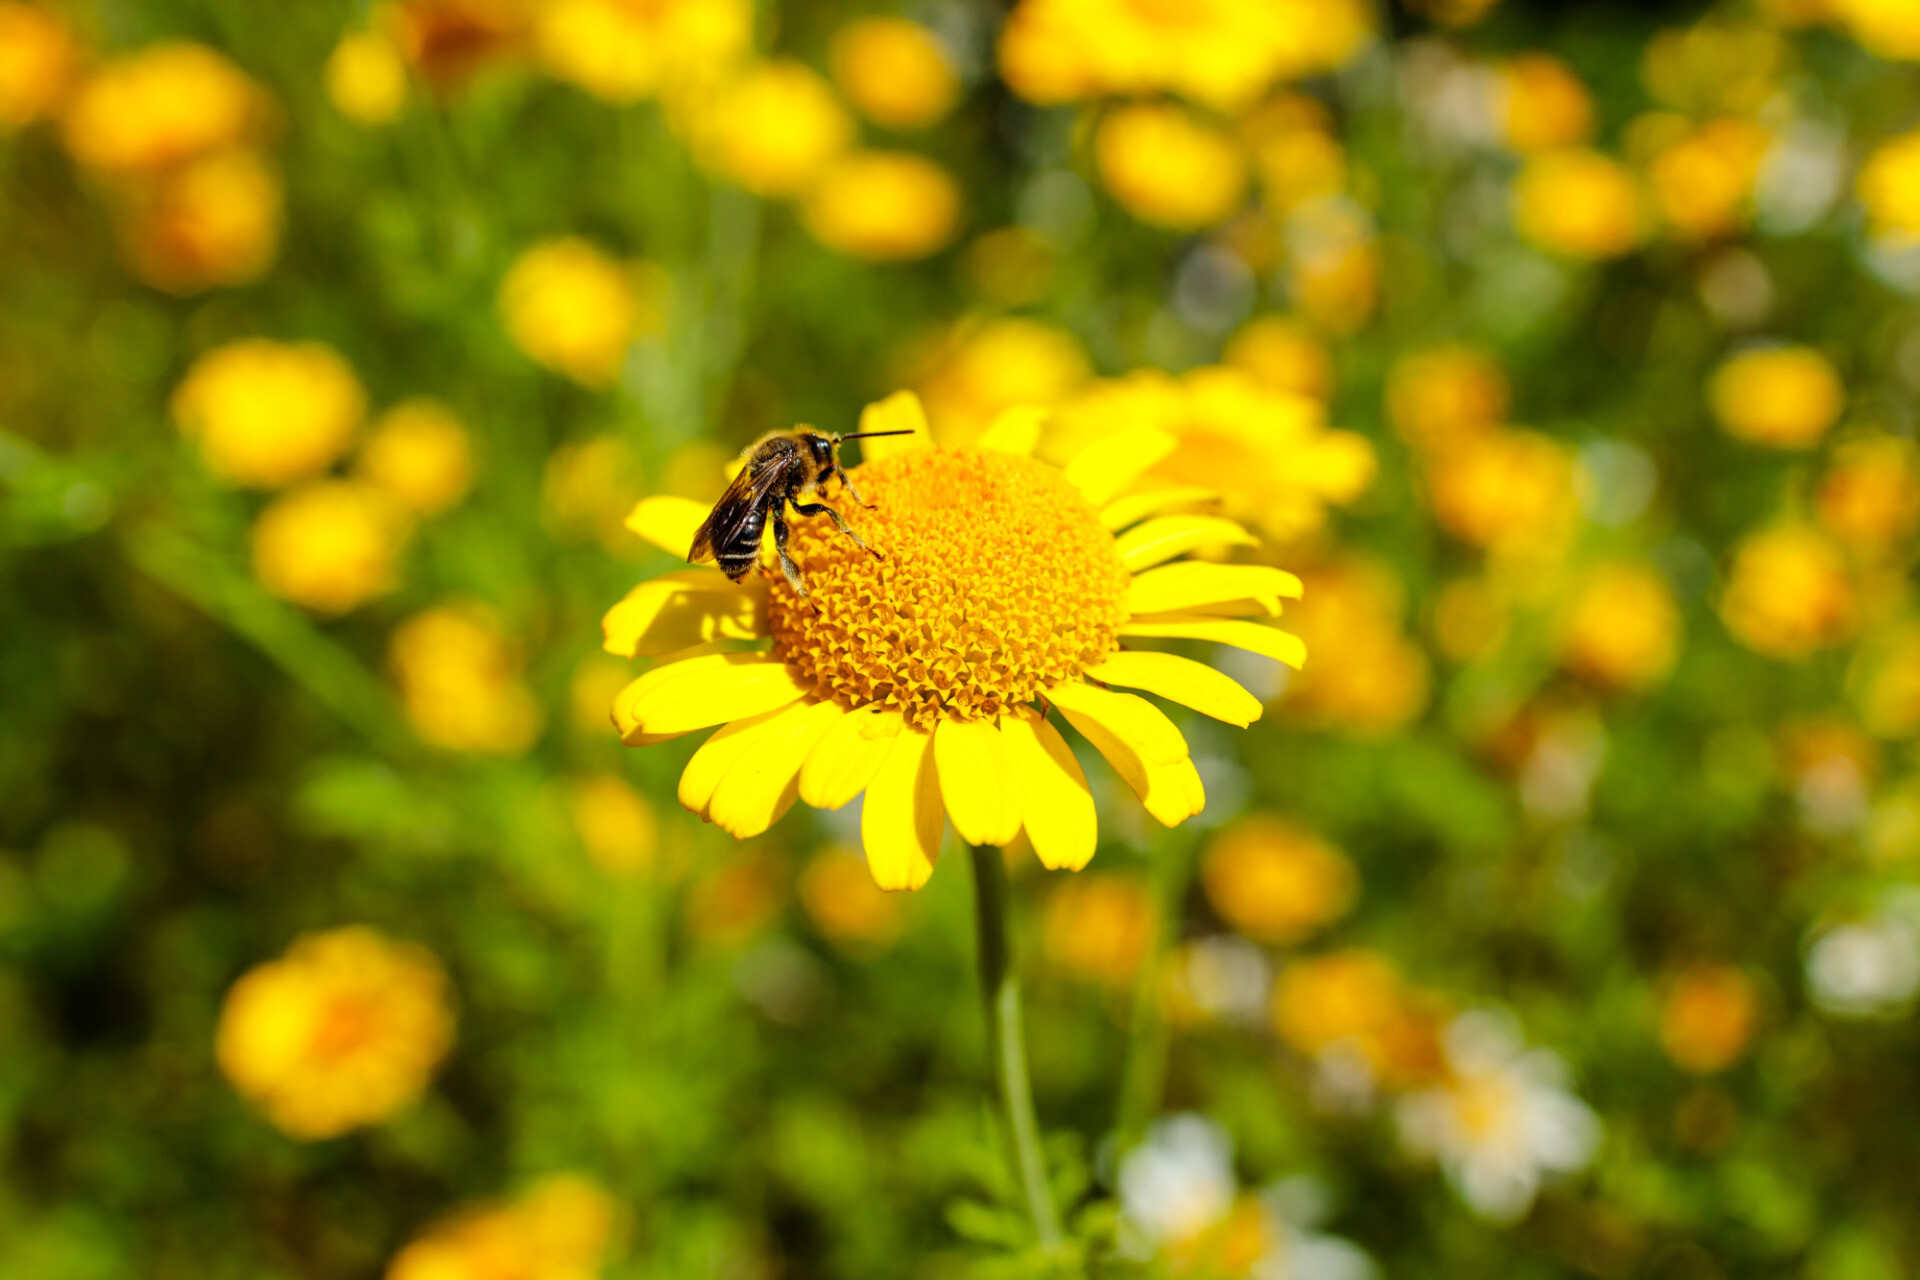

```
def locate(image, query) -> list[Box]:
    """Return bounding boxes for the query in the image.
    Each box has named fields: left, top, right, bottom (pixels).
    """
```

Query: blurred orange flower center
left=767, top=447, right=1129, bottom=729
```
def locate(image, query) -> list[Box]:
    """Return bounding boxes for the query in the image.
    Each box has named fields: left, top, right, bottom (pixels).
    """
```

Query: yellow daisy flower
left=602, top=392, right=1303, bottom=891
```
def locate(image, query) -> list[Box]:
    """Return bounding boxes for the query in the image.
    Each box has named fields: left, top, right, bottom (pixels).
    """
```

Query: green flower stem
left=968, top=844, right=1063, bottom=1248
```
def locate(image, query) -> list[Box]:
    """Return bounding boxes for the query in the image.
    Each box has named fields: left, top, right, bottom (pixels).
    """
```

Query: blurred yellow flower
left=326, top=31, right=409, bottom=125
left=534, top=0, right=750, bottom=105
left=217, top=925, right=454, bottom=1140
left=172, top=339, right=366, bottom=487
left=1818, top=435, right=1920, bottom=559
left=1719, top=523, right=1856, bottom=660
left=1648, top=118, right=1770, bottom=241
left=357, top=398, right=475, bottom=515
left=500, top=237, right=657, bottom=388
left=1832, top=0, right=1920, bottom=61
left=387, top=1175, right=618, bottom=1280
left=1240, top=93, right=1347, bottom=212
left=386, top=0, right=530, bottom=96
left=568, top=773, right=657, bottom=877
left=1285, top=197, right=1380, bottom=334
left=543, top=433, right=647, bottom=549
left=1386, top=345, right=1509, bottom=455
left=252, top=481, right=408, bottom=615
left=609, top=393, right=1298, bottom=889
left=64, top=42, right=266, bottom=174
left=122, top=147, right=282, bottom=293
left=1095, top=103, right=1247, bottom=232
left=691, top=59, right=852, bottom=198
left=912, top=316, right=1091, bottom=444
left=799, top=847, right=904, bottom=949
left=1224, top=314, right=1332, bottom=402
left=829, top=17, right=959, bottom=130
left=390, top=605, right=545, bottom=753
left=1642, top=21, right=1791, bottom=116
left=1426, top=429, right=1577, bottom=555
left=1495, top=53, right=1594, bottom=155
left=1201, top=815, right=1356, bottom=946
left=1559, top=562, right=1683, bottom=692
left=1853, top=623, right=1920, bottom=737
left=1512, top=149, right=1646, bottom=259
left=1044, top=874, right=1155, bottom=989
left=1271, top=949, right=1444, bottom=1089
left=799, top=150, right=962, bottom=262
left=1857, top=130, right=1920, bottom=246
left=1051, top=365, right=1375, bottom=544
left=0, top=2, right=74, bottom=128
left=1708, top=346, right=1844, bottom=449
left=1282, top=558, right=1430, bottom=736
left=1659, top=964, right=1759, bottom=1074
left=685, top=850, right=785, bottom=947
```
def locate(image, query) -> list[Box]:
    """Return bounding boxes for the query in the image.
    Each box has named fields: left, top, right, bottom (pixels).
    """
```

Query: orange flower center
left=767, top=447, right=1129, bottom=728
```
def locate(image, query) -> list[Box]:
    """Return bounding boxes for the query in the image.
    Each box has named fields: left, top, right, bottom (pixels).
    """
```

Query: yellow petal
left=1100, top=486, right=1217, bottom=531
left=706, top=700, right=846, bottom=837
left=1061, top=426, right=1178, bottom=506
left=1119, top=615, right=1307, bottom=668
left=1001, top=710, right=1096, bottom=870
left=1085, top=651, right=1264, bottom=727
left=1054, top=689, right=1204, bottom=827
left=933, top=717, right=1021, bottom=847
left=854, top=390, right=932, bottom=462
left=602, top=570, right=768, bottom=658
left=1113, top=515, right=1259, bottom=572
left=624, top=495, right=712, bottom=559
left=613, top=645, right=750, bottom=741
left=861, top=728, right=943, bottom=892
left=1125, top=562, right=1304, bottom=618
left=620, top=656, right=808, bottom=740
left=678, top=703, right=798, bottom=816
left=799, top=703, right=904, bottom=808
left=975, top=405, right=1046, bottom=456
left=1048, top=679, right=1190, bottom=765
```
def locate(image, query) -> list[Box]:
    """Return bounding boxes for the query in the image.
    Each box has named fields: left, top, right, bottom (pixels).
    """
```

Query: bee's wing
left=687, top=457, right=796, bottom=564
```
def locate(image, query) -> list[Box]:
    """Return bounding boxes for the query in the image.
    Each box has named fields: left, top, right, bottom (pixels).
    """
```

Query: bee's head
left=800, top=430, right=837, bottom=468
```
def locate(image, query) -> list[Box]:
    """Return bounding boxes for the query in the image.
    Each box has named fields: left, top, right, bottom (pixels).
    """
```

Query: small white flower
left=1805, top=893, right=1920, bottom=1018
left=1252, top=1177, right=1380, bottom=1280
left=1118, top=1114, right=1237, bottom=1246
left=1396, top=1011, right=1601, bottom=1223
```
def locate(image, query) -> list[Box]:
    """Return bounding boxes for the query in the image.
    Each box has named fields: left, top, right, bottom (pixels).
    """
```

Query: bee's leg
left=837, top=470, right=877, bottom=510
left=793, top=500, right=883, bottom=561
left=771, top=507, right=815, bottom=609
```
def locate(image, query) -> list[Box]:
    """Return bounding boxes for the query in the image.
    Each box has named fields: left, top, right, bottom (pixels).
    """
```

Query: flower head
left=1859, top=130, right=1920, bottom=247
left=63, top=42, right=268, bottom=174
left=1201, top=815, right=1356, bottom=946
left=799, top=150, right=962, bottom=261
left=121, top=148, right=282, bottom=294
left=391, top=604, right=544, bottom=753
left=688, top=59, right=852, bottom=198
left=0, top=3, right=76, bottom=129
left=1719, top=523, right=1856, bottom=660
left=386, top=1174, right=619, bottom=1280
left=1709, top=345, right=1844, bottom=448
left=829, top=17, right=959, bottom=130
left=499, top=237, right=659, bottom=388
left=1512, top=149, right=1646, bottom=259
left=1095, top=103, right=1247, bottom=231
left=326, top=31, right=409, bottom=125
left=534, top=0, right=750, bottom=105
left=171, top=339, right=366, bottom=487
left=1659, top=963, right=1758, bottom=1074
left=216, top=925, right=454, bottom=1140
left=605, top=393, right=1301, bottom=889
left=251, top=480, right=408, bottom=614
left=356, top=397, right=475, bottom=515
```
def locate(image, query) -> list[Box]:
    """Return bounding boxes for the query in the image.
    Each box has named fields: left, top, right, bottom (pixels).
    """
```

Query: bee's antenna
left=837, top=430, right=916, bottom=441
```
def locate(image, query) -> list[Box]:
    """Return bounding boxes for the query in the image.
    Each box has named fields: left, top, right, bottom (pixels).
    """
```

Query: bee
left=688, top=427, right=913, bottom=602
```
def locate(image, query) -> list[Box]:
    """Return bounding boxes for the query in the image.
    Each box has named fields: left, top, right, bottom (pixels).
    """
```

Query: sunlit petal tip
left=678, top=704, right=797, bottom=816
left=1001, top=710, right=1097, bottom=871
left=1113, top=514, right=1259, bottom=573
left=975, top=405, right=1048, bottom=456
left=799, top=703, right=905, bottom=809
left=1119, top=615, right=1308, bottom=670
left=601, top=571, right=769, bottom=658
left=1084, top=651, right=1264, bottom=727
left=1048, top=679, right=1190, bottom=765
left=1061, top=426, right=1179, bottom=506
left=705, top=700, right=845, bottom=837
left=624, top=495, right=714, bottom=559
left=861, top=727, right=943, bottom=892
left=1125, top=562, right=1305, bottom=618
left=855, top=390, right=933, bottom=462
left=933, top=717, right=1021, bottom=847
